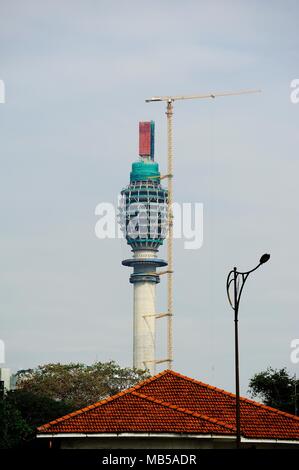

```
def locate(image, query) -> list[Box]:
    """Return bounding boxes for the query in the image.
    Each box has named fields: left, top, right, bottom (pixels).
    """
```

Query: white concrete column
left=132, top=250, right=156, bottom=375
left=133, top=281, right=156, bottom=375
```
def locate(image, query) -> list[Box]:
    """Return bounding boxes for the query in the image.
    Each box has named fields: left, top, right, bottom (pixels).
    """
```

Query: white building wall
left=58, top=436, right=299, bottom=449
left=0, top=367, right=11, bottom=391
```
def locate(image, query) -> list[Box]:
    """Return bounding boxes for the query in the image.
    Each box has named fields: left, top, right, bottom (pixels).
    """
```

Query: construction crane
left=146, top=88, right=261, bottom=370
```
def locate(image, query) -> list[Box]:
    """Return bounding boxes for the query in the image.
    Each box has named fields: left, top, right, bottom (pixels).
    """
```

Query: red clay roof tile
left=37, top=370, right=299, bottom=440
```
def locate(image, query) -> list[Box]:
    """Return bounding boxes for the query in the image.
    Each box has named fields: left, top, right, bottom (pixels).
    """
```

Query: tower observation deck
left=119, top=122, right=168, bottom=375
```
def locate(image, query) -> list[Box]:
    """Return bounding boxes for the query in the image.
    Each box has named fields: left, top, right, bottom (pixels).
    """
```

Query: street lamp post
left=226, top=253, right=270, bottom=449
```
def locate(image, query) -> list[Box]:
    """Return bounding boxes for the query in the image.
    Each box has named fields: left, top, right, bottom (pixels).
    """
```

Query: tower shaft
left=123, top=250, right=167, bottom=375
left=133, top=254, right=156, bottom=373
left=133, top=282, right=156, bottom=372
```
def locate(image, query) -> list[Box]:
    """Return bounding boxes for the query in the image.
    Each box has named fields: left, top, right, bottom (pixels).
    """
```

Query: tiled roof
left=37, top=370, right=299, bottom=440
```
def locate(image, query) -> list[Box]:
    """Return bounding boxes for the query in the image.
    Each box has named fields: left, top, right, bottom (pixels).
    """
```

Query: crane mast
left=146, top=89, right=261, bottom=370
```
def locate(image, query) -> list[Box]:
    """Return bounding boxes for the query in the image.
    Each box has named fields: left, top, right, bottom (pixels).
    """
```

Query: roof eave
left=36, top=432, right=299, bottom=444
left=36, top=432, right=236, bottom=440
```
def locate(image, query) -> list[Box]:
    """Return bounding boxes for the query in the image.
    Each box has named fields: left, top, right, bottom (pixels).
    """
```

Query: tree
left=248, top=367, right=298, bottom=414
left=6, top=389, right=74, bottom=429
left=0, top=361, right=148, bottom=448
left=0, top=390, right=73, bottom=448
left=15, top=361, right=149, bottom=410
left=0, top=396, right=32, bottom=449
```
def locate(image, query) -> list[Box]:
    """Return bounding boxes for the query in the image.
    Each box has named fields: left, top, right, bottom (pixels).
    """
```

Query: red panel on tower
left=139, top=122, right=151, bottom=157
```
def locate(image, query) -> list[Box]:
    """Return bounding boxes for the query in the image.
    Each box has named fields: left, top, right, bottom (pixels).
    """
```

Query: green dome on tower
left=130, top=160, right=160, bottom=182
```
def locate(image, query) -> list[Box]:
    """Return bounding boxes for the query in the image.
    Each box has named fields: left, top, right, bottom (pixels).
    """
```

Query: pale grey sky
left=0, top=0, right=298, bottom=395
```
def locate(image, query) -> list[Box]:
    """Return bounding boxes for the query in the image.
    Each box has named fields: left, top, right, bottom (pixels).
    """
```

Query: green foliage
left=0, top=361, right=148, bottom=448
left=0, top=396, right=32, bottom=449
left=248, top=367, right=298, bottom=414
left=16, top=361, right=149, bottom=410
left=0, top=362, right=148, bottom=449
left=6, top=389, right=74, bottom=429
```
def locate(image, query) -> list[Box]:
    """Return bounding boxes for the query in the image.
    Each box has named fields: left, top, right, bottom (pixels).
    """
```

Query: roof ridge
left=164, top=370, right=299, bottom=423
left=132, top=391, right=235, bottom=433
left=37, top=370, right=169, bottom=431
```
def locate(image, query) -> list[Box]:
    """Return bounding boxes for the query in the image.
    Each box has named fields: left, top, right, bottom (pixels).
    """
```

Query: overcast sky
left=1, top=0, right=298, bottom=396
